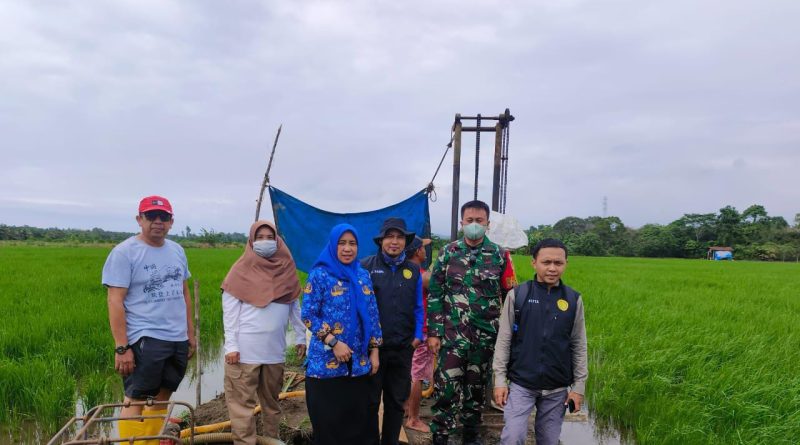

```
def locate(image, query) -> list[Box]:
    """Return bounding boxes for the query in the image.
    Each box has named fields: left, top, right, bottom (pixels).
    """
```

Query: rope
left=474, top=114, right=481, bottom=200
left=426, top=182, right=438, bottom=202
left=426, top=129, right=455, bottom=201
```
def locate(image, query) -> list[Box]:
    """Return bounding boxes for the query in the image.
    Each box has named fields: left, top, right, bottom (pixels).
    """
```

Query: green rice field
left=1, top=244, right=799, bottom=444
left=0, top=245, right=237, bottom=438
left=511, top=255, right=800, bottom=445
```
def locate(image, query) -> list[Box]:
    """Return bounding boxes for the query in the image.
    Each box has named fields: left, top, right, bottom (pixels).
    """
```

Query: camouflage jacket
left=427, top=237, right=516, bottom=339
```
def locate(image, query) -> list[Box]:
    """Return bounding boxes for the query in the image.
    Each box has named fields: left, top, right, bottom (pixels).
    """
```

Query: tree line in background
left=526, top=205, right=800, bottom=261
left=0, top=225, right=247, bottom=246
left=3, top=204, right=799, bottom=261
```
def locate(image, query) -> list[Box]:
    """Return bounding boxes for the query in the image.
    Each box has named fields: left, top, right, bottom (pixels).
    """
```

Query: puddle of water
left=5, top=325, right=631, bottom=445
left=560, top=403, right=628, bottom=445
left=172, top=345, right=227, bottom=411
left=172, top=328, right=303, bottom=416
left=2, top=329, right=301, bottom=444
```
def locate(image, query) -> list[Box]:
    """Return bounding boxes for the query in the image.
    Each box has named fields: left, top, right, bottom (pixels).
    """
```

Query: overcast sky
left=1, top=0, right=798, bottom=236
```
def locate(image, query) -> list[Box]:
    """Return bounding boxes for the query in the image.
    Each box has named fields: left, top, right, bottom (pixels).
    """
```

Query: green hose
left=182, top=432, right=285, bottom=445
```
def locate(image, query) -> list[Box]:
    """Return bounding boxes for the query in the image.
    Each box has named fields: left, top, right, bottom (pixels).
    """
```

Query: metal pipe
left=474, top=114, right=481, bottom=200
left=491, top=122, right=502, bottom=212
left=48, top=401, right=196, bottom=445
left=459, top=126, right=497, bottom=132
left=458, top=115, right=506, bottom=121
left=451, top=119, right=463, bottom=241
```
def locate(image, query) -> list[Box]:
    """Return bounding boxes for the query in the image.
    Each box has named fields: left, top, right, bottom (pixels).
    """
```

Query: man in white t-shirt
left=101, top=195, right=195, bottom=441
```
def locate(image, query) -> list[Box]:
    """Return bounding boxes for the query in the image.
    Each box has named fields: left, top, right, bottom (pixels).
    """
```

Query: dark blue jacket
left=361, top=254, right=423, bottom=348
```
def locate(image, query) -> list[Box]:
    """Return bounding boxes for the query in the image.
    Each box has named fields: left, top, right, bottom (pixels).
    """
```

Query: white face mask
left=253, top=240, right=278, bottom=258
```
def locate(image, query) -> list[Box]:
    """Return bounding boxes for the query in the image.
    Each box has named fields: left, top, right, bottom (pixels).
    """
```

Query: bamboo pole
left=491, top=122, right=502, bottom=212
left=255, top=124, right=283, bottom=221
left=451, top=117, right=463, bottom=241
left=194, top=279, right=201, bottom=409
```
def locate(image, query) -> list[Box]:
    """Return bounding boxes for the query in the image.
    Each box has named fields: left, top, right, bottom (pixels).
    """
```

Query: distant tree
left=742, top=204, right=768, bottom=224
left=553, top=217, right=590, bottom=237
left=527, top=224, right=557, bottom=246
left=198, top=228, right=221, bottom=246
left=570, top=232, right=605, bottom=256
left=716, top=205, right=742, bottom=246
left=586, top=216, right=628, bottom=256
left=740, top=205, right=788, bottom=244
left=671, top=213, right=717, bottom=243
left=430, top=234, right=448, bottom=251
left=610, top=227, right=637, bottom=257
left=740, top=243, right=782, bottom=261
left=682, top=239, right=703, bottom=258
left=767, top=216, right=789, bottom=229
left=634, top=224, right=680, bottom=257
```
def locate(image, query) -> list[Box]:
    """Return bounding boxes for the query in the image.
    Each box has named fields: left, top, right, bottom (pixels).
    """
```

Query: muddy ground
left=189, top=379, right=549, bottom=445
left=192, top=391, right=312, bottom=444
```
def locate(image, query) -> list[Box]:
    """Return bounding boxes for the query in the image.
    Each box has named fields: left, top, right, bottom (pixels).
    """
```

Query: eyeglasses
left=142, top=210, right=172, bottom=222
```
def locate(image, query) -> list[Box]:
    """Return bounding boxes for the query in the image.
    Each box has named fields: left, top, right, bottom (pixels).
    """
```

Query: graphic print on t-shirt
left=142, top=263, right=184, bottom=301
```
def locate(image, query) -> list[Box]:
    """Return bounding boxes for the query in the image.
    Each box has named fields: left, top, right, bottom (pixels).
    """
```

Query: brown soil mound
left=190, top=383, right=516, bottom=445
left=189, top=381, right=312, bottom=444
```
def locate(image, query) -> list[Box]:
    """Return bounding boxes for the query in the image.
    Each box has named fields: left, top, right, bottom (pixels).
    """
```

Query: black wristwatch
left=326, top=336, right=338, bottom=348
left=115, top=344, right=130, bottom=355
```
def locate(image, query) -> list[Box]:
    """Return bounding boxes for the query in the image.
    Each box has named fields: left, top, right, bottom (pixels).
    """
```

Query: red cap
left=138, top=195, right=173, bottom=214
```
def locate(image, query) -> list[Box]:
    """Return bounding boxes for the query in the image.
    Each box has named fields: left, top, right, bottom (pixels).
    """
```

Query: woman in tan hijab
left=221, top=220, right=304, bottom=443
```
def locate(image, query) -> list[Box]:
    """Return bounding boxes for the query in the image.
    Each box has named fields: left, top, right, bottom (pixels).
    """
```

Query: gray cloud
left=1, top=0, right=798, bottom=235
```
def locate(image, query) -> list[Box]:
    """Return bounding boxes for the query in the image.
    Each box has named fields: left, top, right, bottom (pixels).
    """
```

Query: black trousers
left=368, top=347, right=414, bottom=445
left=306, top=374, right=371, bottom=445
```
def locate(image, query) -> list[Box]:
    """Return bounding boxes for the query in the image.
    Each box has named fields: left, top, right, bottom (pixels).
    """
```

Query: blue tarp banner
left=269, top=186, right=431, bottom=272
left=713, top=250, right=733, bottom=260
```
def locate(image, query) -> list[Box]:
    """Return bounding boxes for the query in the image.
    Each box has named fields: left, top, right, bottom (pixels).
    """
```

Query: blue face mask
left=253, top=240, right=278, bottom=258
left=463, top=222, right=487, bottom=241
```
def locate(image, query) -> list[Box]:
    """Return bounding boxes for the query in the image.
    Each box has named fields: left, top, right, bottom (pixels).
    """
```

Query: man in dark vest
left=362, top=217, right=424, bottom=445
left=492, top=238, right=588, bottom=445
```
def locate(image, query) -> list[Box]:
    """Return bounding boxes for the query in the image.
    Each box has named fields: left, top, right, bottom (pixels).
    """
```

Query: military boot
left=462, top=425, right=483, bottom=445
left=432, top=432, right=450, bottom=445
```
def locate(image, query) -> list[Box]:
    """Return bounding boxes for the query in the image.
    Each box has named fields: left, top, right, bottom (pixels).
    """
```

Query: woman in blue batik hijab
left=302, top=223, right=383, bottom=445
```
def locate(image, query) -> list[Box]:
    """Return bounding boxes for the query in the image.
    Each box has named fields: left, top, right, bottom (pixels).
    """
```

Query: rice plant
left=0, top=245, right=242, bottom=440
left=2, top=245, right=799, bottom=444
left=513, top=254, right=800, bottom=445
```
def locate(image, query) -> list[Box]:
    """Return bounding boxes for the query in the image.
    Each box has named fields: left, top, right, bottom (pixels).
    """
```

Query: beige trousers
left=224, top=362, right=284, bottom=444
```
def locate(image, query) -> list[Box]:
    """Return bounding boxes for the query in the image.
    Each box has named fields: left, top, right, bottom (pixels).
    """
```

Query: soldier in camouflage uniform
left=427, top=200, right=516, bottom=445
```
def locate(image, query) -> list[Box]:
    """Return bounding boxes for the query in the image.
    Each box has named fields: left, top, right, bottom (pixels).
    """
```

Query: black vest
left=508, top=280, right=579, bottom=391
left=361, top=254, right=420, bottom=348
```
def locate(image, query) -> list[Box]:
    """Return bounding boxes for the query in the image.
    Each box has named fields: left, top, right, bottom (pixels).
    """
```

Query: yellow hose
left=421, top=382, right=435, bottom=398
left=278, top=390, right=305, bottom=400
left=182, top=432, right=284, bottom=444
left=179, top=390, right=305, bottom=438
left=421, top=353, right=438, bottom=398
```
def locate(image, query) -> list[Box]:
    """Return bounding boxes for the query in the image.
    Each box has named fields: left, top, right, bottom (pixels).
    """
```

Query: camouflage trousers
left=429, top=328, right=496, bottom=434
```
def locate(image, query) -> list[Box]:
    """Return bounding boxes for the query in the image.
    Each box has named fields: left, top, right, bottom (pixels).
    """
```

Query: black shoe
left=462, top=425, right=483, bottom=445
left=432, top=432, right=449, bottom=445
